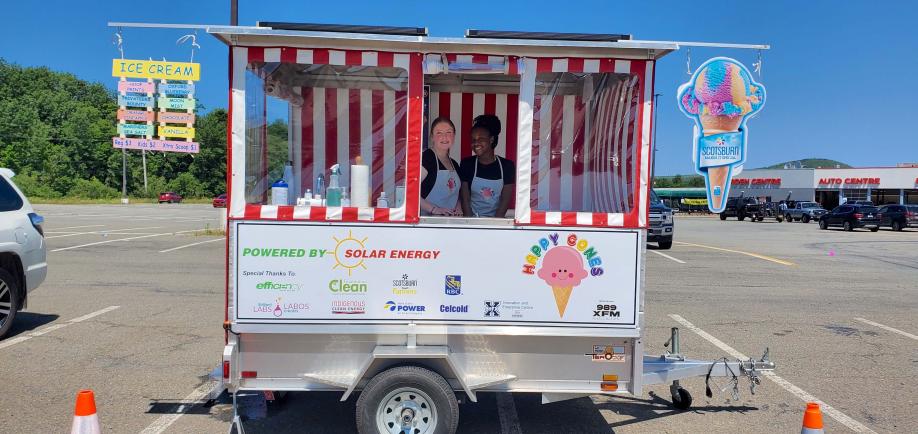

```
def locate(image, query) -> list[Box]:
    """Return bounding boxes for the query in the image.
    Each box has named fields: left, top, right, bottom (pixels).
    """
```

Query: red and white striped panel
left=230, top=47, right=423, bottom=223
left=517, top=58, right=653, bottom=228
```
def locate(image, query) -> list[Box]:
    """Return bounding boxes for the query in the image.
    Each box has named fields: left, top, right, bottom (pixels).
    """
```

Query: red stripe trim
left=537, top=58, right=552, bottom=73
left=309, top=206, right=326, bottom=220
left=395, top=90, right=408, bottom=190
left=324, top=88, right=338, bottom=194
left=484, top=93, right=496, bottom=118
left=438, top=92, right=450, bottom=124
left=471, top=54, right=488, bottom=64
left=549, top=94, right=563, bottom=209
left=345, top=50, right=362, bottom=66
left=593, top=213, right=608, bottom=226
left=561, top=212, right=577, bottom=226
left=277, top=206, right=295, bottom=220
left=461, top=92, right=474, bottom=159
left=508, top=56, right=519, bottom=75
left=377, top=52, right=394, bottom=67
left=572, top=95, right=585, bottom=211
left=505, top=93, right=518, bottom=209
left=244, top=204, right=261, bottom=219
left=630, top=60, right=645, bottom=225
left=374, top=208, right=390, bottom=222
left=247, top=47, right=264, bottom=63
left=280, top=47, right=296, bottom=64
left=313, top=49, right=329, bottom=65
left=403, top=53, right=423, bottom=222
left=599, top=59, right=614, bottom=72
left=342, top=206, right=359, bottom=221
left=530, top=94, right=542, bottom=209
left=530, top=211, right=546, bottom=225
left=568, top=58, right=584, bottom=73
left=349, top=88, right=362, bottom=173
left=301, top=87, right=314, bottom=196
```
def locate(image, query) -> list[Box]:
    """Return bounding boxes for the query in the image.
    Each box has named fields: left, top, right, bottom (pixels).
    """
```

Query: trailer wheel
left=356, top=366, right=458, bottom=434
left=671, top=387, right=692, bottom=410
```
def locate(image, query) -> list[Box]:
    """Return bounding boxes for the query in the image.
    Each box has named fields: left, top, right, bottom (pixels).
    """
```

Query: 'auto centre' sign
left=818, top=177, right=880, bottom=186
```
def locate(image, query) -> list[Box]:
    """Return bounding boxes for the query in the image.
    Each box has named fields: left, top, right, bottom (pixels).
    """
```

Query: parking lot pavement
left=1, top=207, right=916, bottom=433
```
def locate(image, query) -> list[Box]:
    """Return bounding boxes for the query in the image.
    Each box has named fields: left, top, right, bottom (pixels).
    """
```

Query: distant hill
left=760, top=159, right=851, bottom=169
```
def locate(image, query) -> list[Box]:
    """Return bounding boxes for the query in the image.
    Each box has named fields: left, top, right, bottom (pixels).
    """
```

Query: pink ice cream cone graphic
left=537, top=246, right=588, bottom=317
left=481, top=187, right=494, bottom=199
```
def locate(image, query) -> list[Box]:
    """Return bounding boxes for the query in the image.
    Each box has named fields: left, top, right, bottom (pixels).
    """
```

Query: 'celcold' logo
left=383, top=300, right=426, bottom=314
left=440, top=304, right=468, bottom=313
left=444, top=275, right=461, bottom=295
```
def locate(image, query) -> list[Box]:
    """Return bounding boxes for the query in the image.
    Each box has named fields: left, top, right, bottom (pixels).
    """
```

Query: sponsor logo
left=332, top=300, right=366, bottom=314
left=255, top=281, right=303, bottom=292
left=242, top=270, right=295, bottom=277
left=252, top=297, right=309, bottom=317
left=439, top=304, right=468, bottom=313
left=444, top=275, right=461, bottom=295
left=484, top=300, right=533, bottom=319
left=593, top=303, right=621, bottom=318
left=328, top=279, right=368, bottom=293
left=392, top=274, right=419, bottom=295
left=484, top=301, right=500, bottom=317
left=585, top=345, right=626, bottom=362
left=383, top=300, right=426, bottom=314
left=331, top=230, right=442, bottom=276
left=241, top=247, right=327, bottom=258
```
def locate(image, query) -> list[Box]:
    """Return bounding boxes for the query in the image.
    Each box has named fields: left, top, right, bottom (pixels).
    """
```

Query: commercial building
left=727, top=166, right=918, bottom=208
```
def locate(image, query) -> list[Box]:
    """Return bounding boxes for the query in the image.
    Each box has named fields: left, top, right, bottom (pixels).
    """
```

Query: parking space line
left=0, top=306, right=120, bottom=351
left=47, top=224, right=106, bottom=231
left=855, top=318, right=918, bottom=341
left=50, top=229, right=204, bottom=252
left=159, top=238, right=224, bottom=253
left=669, top=314, right=877, bottom=434
left=496, top=392, right=523, bottom=434
left=139, top=381, right=218, bottom=434
left=673, top=241, right=795, bottom=266
left=46, top=226, right=164, bottom=239
left=649, top=250, right=686, bottom=264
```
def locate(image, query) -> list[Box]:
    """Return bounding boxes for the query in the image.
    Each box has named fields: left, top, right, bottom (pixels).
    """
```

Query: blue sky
left=3, top=0, right=917, bottom=175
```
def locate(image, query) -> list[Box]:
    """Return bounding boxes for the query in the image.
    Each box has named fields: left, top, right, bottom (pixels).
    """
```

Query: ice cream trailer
left=197, top=23, right=775, bottom=433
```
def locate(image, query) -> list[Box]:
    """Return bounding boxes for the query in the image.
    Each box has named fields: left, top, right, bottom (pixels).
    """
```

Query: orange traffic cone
left=70, top=390, right=101, bottom=434
left=801, top=402, right=825, bottom=434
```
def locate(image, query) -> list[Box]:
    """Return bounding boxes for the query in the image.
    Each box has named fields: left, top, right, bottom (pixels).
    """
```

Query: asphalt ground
left=1, top=205, right=915, bottom=433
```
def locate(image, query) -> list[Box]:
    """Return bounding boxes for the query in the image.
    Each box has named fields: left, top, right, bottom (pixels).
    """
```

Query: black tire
left=844, top=221, right=853, bottom=232
left=802, top=215, right=810, bottom=223
left=776, top=216, right=784, bottom=222
left=738, top=214, right=745, bottom=221
left=0, top=268, right=21, bottom=339
left=757, top=216, right=764, bottom=222
left=819, top=220, right=828, bottom=230
left=870, top=226, right=879, bottom=232
left=892, top=221, right=902, bottom=232
left=784, top=214, right=792, bottom=222
left=356, top=366, right=458, bottom=434
left=658, top=237, right=673, bottom=250
left=672, top=387, right=692, bottom=410
left=719, top=214, right=727, bottom=221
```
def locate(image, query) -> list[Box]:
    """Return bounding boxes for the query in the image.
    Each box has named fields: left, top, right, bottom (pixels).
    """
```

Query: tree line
left=0, top=59, right=228, bottom=199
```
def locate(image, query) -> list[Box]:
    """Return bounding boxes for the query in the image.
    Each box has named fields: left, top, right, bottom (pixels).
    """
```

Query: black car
left=876, top=204, right=918, bottom=231
left=648, top=190, right=674, bottom=249
left=818, top=204, right=881, bottom=231
left=719, top=197, right=761, bottom=221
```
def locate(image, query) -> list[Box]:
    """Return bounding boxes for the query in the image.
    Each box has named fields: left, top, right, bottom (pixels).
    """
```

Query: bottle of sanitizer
left=377, top=192, right=389, bottom=208
left=341, top=190, right=351, bottom=207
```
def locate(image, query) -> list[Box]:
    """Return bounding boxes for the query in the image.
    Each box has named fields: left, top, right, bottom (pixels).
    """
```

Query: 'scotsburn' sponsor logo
left=392, top=274, right=418, bottom=295
left=329, top=279, right=368, bottom=293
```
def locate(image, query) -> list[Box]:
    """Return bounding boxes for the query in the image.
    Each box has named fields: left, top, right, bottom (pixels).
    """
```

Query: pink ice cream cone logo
left=481, top=187, right=494, bottom=199
left=678, top=57, right=766, bottom=214
left=447, top=177, right=456, bottom=192
left=522, top=233, right=605, bottom=318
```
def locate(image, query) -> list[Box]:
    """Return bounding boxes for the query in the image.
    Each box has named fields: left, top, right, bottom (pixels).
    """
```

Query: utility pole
left=651, top=93, right=661, bottom=180
left=230, top=0, right=238, bottom=25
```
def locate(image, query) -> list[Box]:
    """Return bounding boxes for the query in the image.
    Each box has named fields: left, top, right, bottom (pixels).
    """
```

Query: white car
left=0, top=168, right=47, bottom=338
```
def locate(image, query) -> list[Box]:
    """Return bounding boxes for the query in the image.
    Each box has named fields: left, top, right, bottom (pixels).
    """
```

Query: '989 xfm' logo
left=594, top=304, right=620, bottom=318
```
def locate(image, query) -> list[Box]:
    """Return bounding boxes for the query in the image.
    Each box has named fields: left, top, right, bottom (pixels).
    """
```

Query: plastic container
left=377, top=192, right=389, bottom=208
left=271, top=179, right=289, bottom=205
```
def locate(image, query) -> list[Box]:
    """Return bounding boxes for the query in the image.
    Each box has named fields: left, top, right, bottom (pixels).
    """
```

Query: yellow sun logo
left=332, top=230, right=368, bottom=276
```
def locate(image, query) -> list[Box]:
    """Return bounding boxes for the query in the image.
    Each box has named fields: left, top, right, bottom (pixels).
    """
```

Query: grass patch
left=31, top=197, right=215, bottom=205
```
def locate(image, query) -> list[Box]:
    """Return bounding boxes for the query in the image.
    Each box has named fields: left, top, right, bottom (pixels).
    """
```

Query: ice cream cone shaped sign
left=678, top=57, right=765, bottom=212
left=537, top=246, right=588, bottom=317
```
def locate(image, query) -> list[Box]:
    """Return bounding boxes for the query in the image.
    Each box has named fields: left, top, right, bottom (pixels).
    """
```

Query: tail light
left=909, top=212, right=916, bottom=218
left=28, top=213, right=44, bottom=236
left=223, top=361, right=230, bottom=379
left=854, top=213, right=863, bottom=219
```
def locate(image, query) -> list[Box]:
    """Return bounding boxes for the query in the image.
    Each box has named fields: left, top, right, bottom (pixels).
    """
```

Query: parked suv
left=158, top=192, right=183, bottom=203
left=648, top=190, right=674, bottom=249
left=876, top=204, right=918, bottom=231
left=719, top=197, right=761, bottom=221
left=818, top=204, right=881, bottom=232
left=0, top=169, right=47, bottom=338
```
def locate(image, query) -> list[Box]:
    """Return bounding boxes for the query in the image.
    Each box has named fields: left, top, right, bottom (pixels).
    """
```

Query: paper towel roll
left=350, top=164, right=370, bottom=207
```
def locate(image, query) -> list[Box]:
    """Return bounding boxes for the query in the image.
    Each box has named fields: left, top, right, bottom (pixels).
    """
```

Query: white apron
left=470, top=157, right=504, bottom=217
left=422, top=165, right=460, bottom=215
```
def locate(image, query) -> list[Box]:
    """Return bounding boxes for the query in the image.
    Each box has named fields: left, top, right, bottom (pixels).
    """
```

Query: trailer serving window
left=230, top=47, right=422, bottom=222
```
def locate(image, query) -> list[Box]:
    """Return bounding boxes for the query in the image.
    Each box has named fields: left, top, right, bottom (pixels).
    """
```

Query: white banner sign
left=234, top=223, right=640, bottom=328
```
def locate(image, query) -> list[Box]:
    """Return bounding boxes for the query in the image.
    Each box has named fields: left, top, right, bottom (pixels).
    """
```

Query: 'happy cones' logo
left=522, top=233, right=604, bottom=317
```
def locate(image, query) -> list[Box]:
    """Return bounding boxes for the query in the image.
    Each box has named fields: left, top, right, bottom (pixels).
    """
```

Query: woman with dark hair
left=459, top=114, right=515, bottom=217
left=420, top=117, right=462, bottom=216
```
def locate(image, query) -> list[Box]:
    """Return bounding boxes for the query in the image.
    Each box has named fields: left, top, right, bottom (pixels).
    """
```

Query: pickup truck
left=784, top=201, right=827, bottom=223
left=649, top=190, right=674, bottom=249
left=719, top=197, right=762, bottom=221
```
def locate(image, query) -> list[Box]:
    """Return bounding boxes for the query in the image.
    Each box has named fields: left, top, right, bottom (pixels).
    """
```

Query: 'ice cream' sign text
left=678, top=57, right=766, bottom=213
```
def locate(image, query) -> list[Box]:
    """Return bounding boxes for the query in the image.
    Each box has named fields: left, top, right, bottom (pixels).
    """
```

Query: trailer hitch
left=705, top=347, right=771, bottom=400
